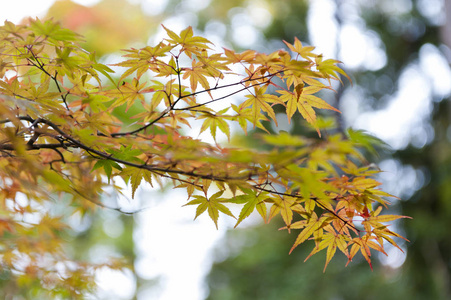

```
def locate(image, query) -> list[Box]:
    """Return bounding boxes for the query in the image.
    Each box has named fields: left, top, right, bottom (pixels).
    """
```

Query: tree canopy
left=0, top=18, right=408, bottom=297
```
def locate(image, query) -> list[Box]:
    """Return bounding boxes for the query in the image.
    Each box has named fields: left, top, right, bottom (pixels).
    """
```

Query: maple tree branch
left=26, top=47, right=70, bottom=111
left=4, top=116, right=358, bottom=228
left=108, top=71, right=284, bottom=137
left=10, top=116, right=259, bottom=182
left=253, top=185, right=360, bottom=234
left=48, top=147, right=66, bottom=164
left=172, top=81, right=258, bottom=111
left=176, top=57, right=182, bottom=101
left=173, top=71, right=284, bottom=111
left=178, top=70, right=284, bottom=101
left=110, top=107, right=170, bottom=137
left=2, top=115, right=263, bottom=185
left=69, top=184, right=149, bottom=215
left=0, top=143, right=74, bottom=151
left=151, top=170, right=204, bottom=188
left=108, top=84, right=176, bottom=137
left=52, top=70, right=71, bottom=111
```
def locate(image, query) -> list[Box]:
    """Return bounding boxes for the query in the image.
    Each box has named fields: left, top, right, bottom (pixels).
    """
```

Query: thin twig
left=26, top=47, right=71, bottom=110
left=253, top=185, right=360, bottom=234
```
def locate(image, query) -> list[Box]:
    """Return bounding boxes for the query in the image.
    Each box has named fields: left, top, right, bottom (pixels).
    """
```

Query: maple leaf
left=223, top=48, right=257, bottom=63
left=231, top=104, right=269, bottom=134
left=315, top=55, right=352, bottom=84
left=30, top=18, right=80, bottom=43
left=241, top=85, right=282, bottom=126
left=114, top=43, right=176, bottom=82
left=289, top=213, right=322, bottom=254
left=263, top=131, right=305, bottom=146
left=283, top=37, right=317, bottom=61
left=118, top=167, right=153, bottom=199
left=162, top=25, right=212, bottom=58
left=198, top=108, right=231, bottom=142
left=92, top=159, right=122, bottom=182
left=183, top=191, right=235, bottom=229
left=227, top=189, right=268, bottom=228
left=182, top=59, right=212, bottom=93
left=109, top=78, right=154, bottom=111
left=349, top=237, right=375, bottom=270
left=268, top=196, right=296, bottom=226
left=277, top=85, right=340, bottom=136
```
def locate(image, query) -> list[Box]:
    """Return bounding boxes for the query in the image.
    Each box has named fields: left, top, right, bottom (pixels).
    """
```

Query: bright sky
left=0, top=0, right=104, bottom=24
left=3, top=0, right=451, bottom=299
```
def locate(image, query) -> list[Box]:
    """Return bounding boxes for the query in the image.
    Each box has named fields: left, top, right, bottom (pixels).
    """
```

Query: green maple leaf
left=92, top=159, right=122, bottom=182
left=228, top=189, right=268, bottom=228
left=183, top=191, right=235, bottom=229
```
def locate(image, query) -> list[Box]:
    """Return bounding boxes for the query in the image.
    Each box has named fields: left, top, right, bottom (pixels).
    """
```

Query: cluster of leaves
left=0, top=19, right=408, bottom=296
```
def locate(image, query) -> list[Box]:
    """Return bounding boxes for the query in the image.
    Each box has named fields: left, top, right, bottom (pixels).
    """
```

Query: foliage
left=0, top=18, right=408, bottom=296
